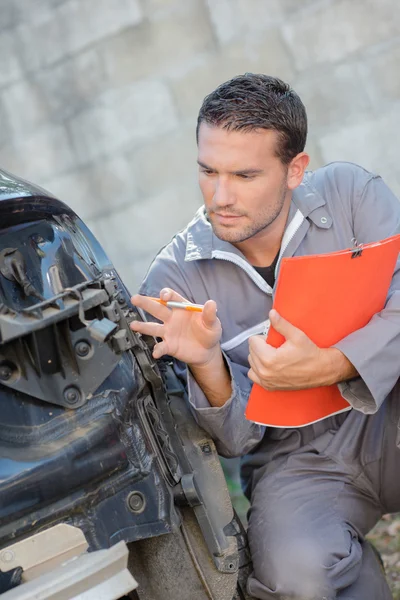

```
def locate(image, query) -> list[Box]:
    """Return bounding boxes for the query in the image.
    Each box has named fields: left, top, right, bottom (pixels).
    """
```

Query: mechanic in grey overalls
left=131, top=74, right=400, bottom=600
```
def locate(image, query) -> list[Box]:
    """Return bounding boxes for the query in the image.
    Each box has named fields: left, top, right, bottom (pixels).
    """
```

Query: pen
left=146, top=297, right=204, bottom=312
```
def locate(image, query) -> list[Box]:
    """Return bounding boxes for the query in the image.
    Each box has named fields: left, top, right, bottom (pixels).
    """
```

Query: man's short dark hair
left=196, top=73, right=308, bottom=165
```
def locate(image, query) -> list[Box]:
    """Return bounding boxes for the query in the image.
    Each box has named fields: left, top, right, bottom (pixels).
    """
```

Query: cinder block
left=142, top=0, right=184, bottom=20
left=360, top=40, right=400, bottom=107
left=205, top=0, right=242, bottom=45
left=283, top=0, right=400, bottom=71
left=304, top=136, right=324, bottom=172
left=0, top=125, right=75, bottom=183
left=111, top=256, right=154, bottom=295
left=60, top=0, right=143, bottom=57
left=0, top=100, right=12, bottom=148
left=128, top=128, right=198, bottom=198
left=1, top=79, right=49, bottom=140
left=235, top=0, right=319, bottom=30
left=16, top=13, right=67, bottom=72
left=41, top=169, right=92, bottom=218
left=0, top=2, right=19, bottom=31
left=12, top=0, right=68, bottom=25
left=223, top=30, right=296, bottom=81
left=36, top=49, right=106, bottom=121
left=43, top=154, right=138, bottom=220
left=16, top=0, right=143, bottom=71
left=92, top=184, right=202, bottom=271
left=293, top=63, right=374, bottom=132
left=101, top=0, right=215, bottom=86
left=0, top=31, right=24, bottom=88
left=68, top=105, right=129, bottom=165
left=318, top=103, right=400, bottom=197
left=86, top=214, right=146, bottom=290
left=205, top=0, right=318, bottom=45
left=170, top=29, right=296, bottom=121
left=89, top=218, right=153, bottom=294
left=67, top=81, right=179, bottom=165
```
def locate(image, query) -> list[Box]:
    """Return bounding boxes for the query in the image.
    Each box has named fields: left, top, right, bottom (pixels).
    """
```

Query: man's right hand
left=130, top=288, right=222, bottom=366
left=131, top=288, right=231, bottom=408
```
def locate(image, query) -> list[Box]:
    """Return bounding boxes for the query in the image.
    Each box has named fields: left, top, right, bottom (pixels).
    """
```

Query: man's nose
left=213, top=178, right=234, bottom=207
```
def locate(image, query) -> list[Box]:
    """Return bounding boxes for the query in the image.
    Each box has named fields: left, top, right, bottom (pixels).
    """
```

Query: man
left=130, top=74, right=400, bottom=599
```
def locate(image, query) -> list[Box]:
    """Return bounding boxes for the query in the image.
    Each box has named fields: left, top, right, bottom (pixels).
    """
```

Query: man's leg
left=245, top=445, right=390, bottom=600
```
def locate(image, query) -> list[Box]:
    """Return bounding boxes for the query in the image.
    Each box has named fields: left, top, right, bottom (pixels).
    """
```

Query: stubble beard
left=208, top=182, right=288, bottom=244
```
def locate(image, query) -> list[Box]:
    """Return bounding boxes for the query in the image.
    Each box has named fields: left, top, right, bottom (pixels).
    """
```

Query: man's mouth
left=213, top=213, right=244, bottom=224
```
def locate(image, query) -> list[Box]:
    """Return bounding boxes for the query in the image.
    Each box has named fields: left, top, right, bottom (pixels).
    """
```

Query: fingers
left=130, top=320, right=164, bottom=338
left=248, top=343, right=265, bottom=376
left=159, top=288, right=189, bottom=303
left=131, top=294, right=170, bottom=321
left=202, top=300, right=218, bottom=329
left=248, top=335, right=276, bottom=377
left=248, top=352, right=257, bottom=373
left=249, top=335, right=275, bottom=361
left=269, top=309, right=304, bottom=343
left=248, top=351, right=271, bottom=388
left=152, top=340, right=169, bottom=360
left=248, top=335, right=268, bottom=352
left=248, top=367, right=262, bottom=386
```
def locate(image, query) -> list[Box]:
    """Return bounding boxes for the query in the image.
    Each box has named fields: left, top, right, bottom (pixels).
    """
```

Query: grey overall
left=140, top=162, right=400, bottom=599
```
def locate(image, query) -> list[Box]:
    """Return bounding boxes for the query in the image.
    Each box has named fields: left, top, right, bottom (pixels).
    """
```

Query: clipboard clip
left=351, top=237, right=363, bottom=258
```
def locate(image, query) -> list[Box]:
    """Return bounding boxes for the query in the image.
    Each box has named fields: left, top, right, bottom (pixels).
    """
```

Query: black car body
left=0, top=169, right=251, bottom=600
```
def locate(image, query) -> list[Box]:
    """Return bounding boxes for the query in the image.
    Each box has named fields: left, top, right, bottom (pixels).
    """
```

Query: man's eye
left=237, top=173, right=254, bottom=180
left=201, top=169, right=214, bottom=176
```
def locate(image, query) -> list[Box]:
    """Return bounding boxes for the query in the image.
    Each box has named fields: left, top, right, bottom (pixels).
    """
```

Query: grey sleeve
left=139, top=250, right=265, bottom=457
left=181, top=357, right=265, bottom=458
left=333, top=175, right=400, bottom=413
left=138, top=244, right=195, bottom=302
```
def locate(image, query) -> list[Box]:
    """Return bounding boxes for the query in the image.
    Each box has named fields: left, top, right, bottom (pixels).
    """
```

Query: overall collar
left=291, top=173, right=332, bottom=229
left=184, top=172, right=332, bottom=262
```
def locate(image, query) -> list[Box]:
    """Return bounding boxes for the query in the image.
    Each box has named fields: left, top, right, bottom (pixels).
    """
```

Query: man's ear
left=287, top=152, right=310, bottom=190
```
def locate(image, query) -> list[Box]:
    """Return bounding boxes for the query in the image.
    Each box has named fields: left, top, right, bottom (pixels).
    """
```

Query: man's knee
left=249, top=529, right=363, bottom=599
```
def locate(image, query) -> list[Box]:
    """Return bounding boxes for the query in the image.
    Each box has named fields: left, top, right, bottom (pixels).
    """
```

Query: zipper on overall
left=212, top=209, right=305, bottom=345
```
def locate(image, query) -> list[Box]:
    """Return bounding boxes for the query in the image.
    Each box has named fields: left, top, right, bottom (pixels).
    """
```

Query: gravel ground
left=368, top=514, right=400, bottom=599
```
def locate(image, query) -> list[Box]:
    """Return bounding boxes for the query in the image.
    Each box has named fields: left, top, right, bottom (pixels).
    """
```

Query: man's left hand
left=248, top=309, right=357, bottom=391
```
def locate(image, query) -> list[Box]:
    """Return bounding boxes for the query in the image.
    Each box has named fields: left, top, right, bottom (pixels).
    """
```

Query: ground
left=368, top=514, right=400, bottom=599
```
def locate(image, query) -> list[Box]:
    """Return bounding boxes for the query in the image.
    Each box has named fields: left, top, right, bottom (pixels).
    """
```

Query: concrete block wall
left=0, top=0, right=399, bottom=292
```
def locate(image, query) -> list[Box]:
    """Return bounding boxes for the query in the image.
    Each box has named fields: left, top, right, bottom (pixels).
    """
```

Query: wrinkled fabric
left=139, top=162, right=400, bottom=598
left=246, top=382, right=400, bottom=599
left=140, top=162, right=400, bottom=459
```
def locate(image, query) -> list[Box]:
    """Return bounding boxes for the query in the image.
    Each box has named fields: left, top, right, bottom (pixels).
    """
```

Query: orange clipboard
left=245, top=233, right=400, bottom=428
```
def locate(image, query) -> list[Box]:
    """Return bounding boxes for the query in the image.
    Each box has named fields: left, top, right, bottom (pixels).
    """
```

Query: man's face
left=197, top=123, right=290, bottom=244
